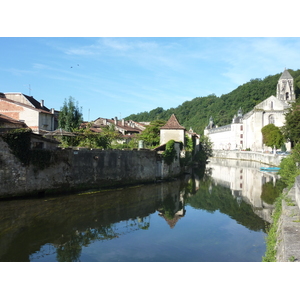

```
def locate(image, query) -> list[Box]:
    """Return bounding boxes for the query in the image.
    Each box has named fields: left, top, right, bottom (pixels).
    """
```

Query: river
left=0, top=158, right=284, bottom=262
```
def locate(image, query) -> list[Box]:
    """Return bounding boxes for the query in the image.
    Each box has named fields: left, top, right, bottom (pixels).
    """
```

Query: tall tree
left=261, top=124, right=284, bottom=149
left=58, top=96, right=83, bottom=132
left=139, top=119, right=166, bottom=147
left=282, top=100, right=300, bottom=147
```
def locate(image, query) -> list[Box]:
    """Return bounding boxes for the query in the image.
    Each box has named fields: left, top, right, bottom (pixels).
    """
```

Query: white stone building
left=204, top=69, right=295, bottom=151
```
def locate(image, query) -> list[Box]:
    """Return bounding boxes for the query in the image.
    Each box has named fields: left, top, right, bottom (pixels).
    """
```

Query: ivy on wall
left=1, top=128, right=32, bottom=165
left=1, top=128, right=52, bottom=170
left=163, top=140, right=177, bottom=165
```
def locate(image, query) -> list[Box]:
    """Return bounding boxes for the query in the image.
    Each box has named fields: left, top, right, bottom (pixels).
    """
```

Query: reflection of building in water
left=157, top=181, right=186, bottom=228
left=207, top=158, right=277, bottom=223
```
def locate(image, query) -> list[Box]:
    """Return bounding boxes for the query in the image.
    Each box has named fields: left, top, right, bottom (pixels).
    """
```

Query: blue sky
left=1, top=1, right=300, bottom=122
left=1, top=37, right=300, bottom=122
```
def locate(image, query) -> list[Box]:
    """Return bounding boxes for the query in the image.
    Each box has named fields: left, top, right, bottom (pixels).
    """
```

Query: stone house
left=204, top=69, right=295, bottom=151
left=159, top=114, right=200, bottom=154
left=0, top=93, right=57, bottom=134
left=160, top=114, right=186, bottom=145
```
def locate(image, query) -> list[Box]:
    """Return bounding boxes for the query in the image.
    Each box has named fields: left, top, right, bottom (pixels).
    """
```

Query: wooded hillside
left=125, top=69, right=300, bottom=134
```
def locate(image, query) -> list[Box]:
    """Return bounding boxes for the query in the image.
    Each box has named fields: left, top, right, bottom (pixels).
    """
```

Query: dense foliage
left=195, top=135, right=213, bottom=163
left=125, top=69, right=300, bottom=134
left=261, top=124, right=284, bottom=149
left=58, top=96, right=83, bottom=132
left=282, top=99, right=300, bottom=147
left=139, top=119, right=166, bottom=147
left=59, top=123, right=121, bottom=149
left=2, top=128, right=54, bottom=170
left=163, top=140, right=177, bottom=165
left=278, top=143, right=300, bottom=187
left=1, top=128, right=32, bottom=165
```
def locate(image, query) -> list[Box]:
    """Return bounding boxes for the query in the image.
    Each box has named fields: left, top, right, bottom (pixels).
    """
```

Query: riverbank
left=212, top=150, right=300, bottom=262
left=276, top=182, right=300, bottom=262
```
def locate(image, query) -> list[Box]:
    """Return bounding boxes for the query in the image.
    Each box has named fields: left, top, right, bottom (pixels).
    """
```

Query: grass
left=289, top=256, right=296, bottom=262
left=262, top=193, right=284, bottom=262
left=285, top=198, right=296, bottom=206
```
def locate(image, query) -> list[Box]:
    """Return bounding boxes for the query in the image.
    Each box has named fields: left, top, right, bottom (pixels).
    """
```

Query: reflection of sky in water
left=30, top=206, right=266, bottom=262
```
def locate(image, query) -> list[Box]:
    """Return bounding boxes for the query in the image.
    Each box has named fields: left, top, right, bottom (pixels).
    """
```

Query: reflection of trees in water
left=56, top=218, right=150, bottom=262
left=157, top=194, right=183, bottom=220
left=56, top=226, right=117, bottom=262
left=185, top=177, right=269, bottom=232
left=261, top=178, right=287, bottom=205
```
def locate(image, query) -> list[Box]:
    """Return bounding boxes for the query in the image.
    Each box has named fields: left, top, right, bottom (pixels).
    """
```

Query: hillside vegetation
left=125, top=69, right=300, bottom=134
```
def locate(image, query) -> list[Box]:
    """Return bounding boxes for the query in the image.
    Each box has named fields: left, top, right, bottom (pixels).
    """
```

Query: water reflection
left=0, top=161, right=282, bottom=262
left=206, top=158, right=284, bottom=223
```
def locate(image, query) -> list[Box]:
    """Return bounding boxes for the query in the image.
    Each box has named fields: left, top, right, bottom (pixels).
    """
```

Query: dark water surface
left=0, top=159, right=280, bottom=262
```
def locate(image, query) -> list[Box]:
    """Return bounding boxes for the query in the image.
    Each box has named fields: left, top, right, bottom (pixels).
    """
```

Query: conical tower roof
left=160, top=114, right=185, bottom=130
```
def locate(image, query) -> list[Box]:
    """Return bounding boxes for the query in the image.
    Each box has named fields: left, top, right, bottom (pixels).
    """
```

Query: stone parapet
left=212, top=150, right=284, bottom=166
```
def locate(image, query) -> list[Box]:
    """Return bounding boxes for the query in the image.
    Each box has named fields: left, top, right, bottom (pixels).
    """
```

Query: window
left=286, top=92, right=289, bottom=100
left=269, top=115, right=274, bottom=124
left=240, top=125, right=243, bottom=131
left=240, top=134, right=243, bottom=138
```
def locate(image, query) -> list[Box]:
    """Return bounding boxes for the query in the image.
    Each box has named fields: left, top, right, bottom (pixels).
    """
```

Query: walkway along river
left=0, top=159, right=281, bottom=262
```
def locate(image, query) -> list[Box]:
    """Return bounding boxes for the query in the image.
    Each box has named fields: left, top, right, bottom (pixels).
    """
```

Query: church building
left=204, top=69, right=295, bottom=152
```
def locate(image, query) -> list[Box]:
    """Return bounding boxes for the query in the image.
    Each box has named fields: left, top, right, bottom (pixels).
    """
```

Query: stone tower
left=276, top=69, right=295, bottom=103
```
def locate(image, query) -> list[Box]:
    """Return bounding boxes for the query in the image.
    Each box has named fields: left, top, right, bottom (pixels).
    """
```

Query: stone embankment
left=0, top=138, right=182, bottom=199
left=276, top=177, right=300, bottom=262
left=212, top=150, right=283, bottom=166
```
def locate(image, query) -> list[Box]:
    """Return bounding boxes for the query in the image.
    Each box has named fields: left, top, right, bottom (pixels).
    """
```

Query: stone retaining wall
left=212, top=150, right=284, bottom=166
left=0, top=138, right=181, bottom=199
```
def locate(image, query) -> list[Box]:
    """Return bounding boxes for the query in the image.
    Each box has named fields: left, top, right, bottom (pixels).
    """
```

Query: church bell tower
left=276, top=69, right=295, bottom=103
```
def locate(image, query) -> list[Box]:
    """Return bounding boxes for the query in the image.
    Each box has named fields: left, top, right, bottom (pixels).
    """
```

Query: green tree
left=58, top=96, right=83, bottom=132
left=261, top=124, right=284, bottom=149
left=139, top=119, right=166, bottom=147
left=72, top=123, right=120, bottom=149
left=282, top=101, right=300, bottom=147
left=278, top=143, right=300, bottom=186
left=194, top=135, right=213, bottom=164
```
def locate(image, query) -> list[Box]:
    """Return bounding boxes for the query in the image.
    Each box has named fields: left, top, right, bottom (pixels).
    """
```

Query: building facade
left=160, top=114, right=186, bottom=145
left=0, top=93, right=57, bottom=134
left=204, top=69, right=295, bottom=151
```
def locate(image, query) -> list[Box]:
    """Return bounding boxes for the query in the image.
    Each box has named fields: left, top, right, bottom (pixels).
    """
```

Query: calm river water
left=0, top=159, right=283, bottom=262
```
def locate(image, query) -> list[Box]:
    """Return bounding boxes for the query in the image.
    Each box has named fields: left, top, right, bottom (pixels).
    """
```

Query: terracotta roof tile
left=160, top=114, right=185, bottom=130
left=0, top=113, right=27, bottom=125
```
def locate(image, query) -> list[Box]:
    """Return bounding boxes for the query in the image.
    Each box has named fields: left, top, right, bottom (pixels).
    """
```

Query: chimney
left=122, top=119, right=125, bottom=126
left=40, top=100, right=44, bottom=107
left=114, top=116, right=118, bottom=125
left=51, top=108, right=55, bottom=114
